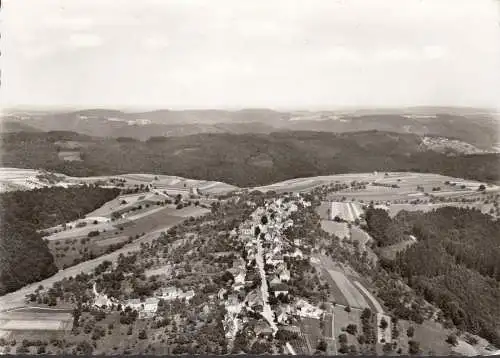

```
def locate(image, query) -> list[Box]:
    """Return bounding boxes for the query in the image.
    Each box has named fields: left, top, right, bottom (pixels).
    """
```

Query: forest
left=1, top=130, right=499, bottom=186
left=0, top=186, right=120, bottom=294
left=365, top=206, right=500, bottom=345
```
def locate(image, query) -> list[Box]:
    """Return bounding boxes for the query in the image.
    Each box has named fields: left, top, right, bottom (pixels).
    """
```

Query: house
left=157, top=287, right=195, bottom=302
left=253, top=321, right=273, bottom=338
left=241, top=228, right=253, bottom=236
left=287, top=248, right=303, bottom=258
left=270, top=283, right=289, bottom=296
left=276, top=305, right=293, bottom=324
left=267, top=255, right=285, bottom=266
left=124, top=297, right=159, bottom=318
left=92, top=282, right=118, bottom=308
left=295, top=299, right=323, bottom=319
left=245, top=290, right=264, bottom=307
left=278, top=267, right=291, bottom=282
left=158, top=286, right=180, bottom=299
left=218, top=288, right=228, bottom=300
left=182, top=290, right=195, bottom=301
left=229, top=267, right=246, bottom=287
left=270, top=275, right=281, bottom=285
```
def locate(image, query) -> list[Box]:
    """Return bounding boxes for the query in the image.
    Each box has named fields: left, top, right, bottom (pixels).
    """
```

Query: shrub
left=407, top=326, right=415, bottom=338
left=338, top=333, right=348, bottom=344
left=316, top=340, right=327, bottom=352
left=408, top=340, right=420, bottom=355
left=446, top=334, right=458, bottom=346
left=87, top=230, right=100, bottom=237
left=346, top=324, right=357, bottom=335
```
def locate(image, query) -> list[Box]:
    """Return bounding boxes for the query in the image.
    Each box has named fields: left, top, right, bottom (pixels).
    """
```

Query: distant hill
left=2, top=107, right=498, bottom=149
left=1, top=130, right=498, bottom=187
left=0, top=121, right=41, bottom=133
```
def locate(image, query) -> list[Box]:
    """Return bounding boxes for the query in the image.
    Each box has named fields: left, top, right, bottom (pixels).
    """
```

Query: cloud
left=423, top=46, right=447, bottom=60
left=143, top=36, right=170, bottom=50
left=67, top=33, right=104, bottom=48
left=42, top=16, right=95, bottom=31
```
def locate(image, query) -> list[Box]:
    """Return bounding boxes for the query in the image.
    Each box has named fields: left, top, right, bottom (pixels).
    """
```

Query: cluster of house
left=221, top=195, right=319, bottom=342
left=92, top=282, right=195, bottom=319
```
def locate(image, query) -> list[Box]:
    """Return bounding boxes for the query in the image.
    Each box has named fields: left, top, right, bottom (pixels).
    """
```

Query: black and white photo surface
left=0, top=0, right=499, bottom=356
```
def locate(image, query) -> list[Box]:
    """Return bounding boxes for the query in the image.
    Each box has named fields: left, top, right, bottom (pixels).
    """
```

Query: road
left=255, top=237, right=278, bottom=334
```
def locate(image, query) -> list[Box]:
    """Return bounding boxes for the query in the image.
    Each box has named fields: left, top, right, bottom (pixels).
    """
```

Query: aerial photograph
left=0, top=0, right=499, bottom=355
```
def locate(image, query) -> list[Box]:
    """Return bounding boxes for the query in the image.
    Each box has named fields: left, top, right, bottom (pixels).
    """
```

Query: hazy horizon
left=2, top=0, right=500, bottom=109
left=3, top=104, right=499, bottom=114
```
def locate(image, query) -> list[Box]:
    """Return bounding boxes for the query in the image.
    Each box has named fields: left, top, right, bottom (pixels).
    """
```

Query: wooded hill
left=366, top=206, right=500, bottom=346
left=1, top=130, right=499, bottom=187
left=0, top=186, right=120, bottom=295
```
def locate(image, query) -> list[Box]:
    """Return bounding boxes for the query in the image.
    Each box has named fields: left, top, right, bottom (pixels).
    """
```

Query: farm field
left=0, top=167, right=237, bottom=196
left=57, top=151, right=81, bottom=161
left=316, top=201, right=329, bottom=219
left=47, top=205, right=190, bottom=268
left=349, top=226, right=373, bottom=248
left=44, top=221, right=116, bottom=241
left=0, top=167, right=66, bottom=192
left=329, top=202, right=363, bottom=222
left=0, top=308, right=72, bottom=350
left=394, top=319, right=454, bottom=356
left=256, top=171, right=498, bottom=194
left=331, top=305, right=363, bottom=351
left=85, top=192, right=167, bottom=218
left=326, top=270, right=369, bottom=309
left=298, top=317, right=323, bottom=354
left=320, top=220, right=349, bottom=239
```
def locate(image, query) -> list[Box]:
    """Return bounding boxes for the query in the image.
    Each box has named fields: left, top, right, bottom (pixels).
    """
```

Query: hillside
left=2, top=183, right=498, bottom=355
left=1, top=130, right=499, bottom=187
left=366, top=206, right=500, bottom=346
left=2, top=107, right=498, bottom=149
left=0, top=186, right=120, bottom=295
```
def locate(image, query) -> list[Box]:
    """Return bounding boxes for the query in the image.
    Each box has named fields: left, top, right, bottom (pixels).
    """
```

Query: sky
left=1, top=0, right=500, bottom=110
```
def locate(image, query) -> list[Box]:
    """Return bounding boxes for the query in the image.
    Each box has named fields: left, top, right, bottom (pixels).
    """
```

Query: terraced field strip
left=326, top=270, right=369, bottom=309
left=350, top=202, right=363, bottom=219
left=95, top=236, right=128, bottom=247
left=353, top=281, right=384, bottom=314
left=0, top=319, right=69, bottom=331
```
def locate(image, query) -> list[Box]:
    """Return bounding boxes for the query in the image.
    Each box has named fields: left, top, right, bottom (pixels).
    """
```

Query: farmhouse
left=157, top=287, right=195, bottom=301
left=124, top=297, right=159, bottom=318
left=295, top=299, right=323, bottom=319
